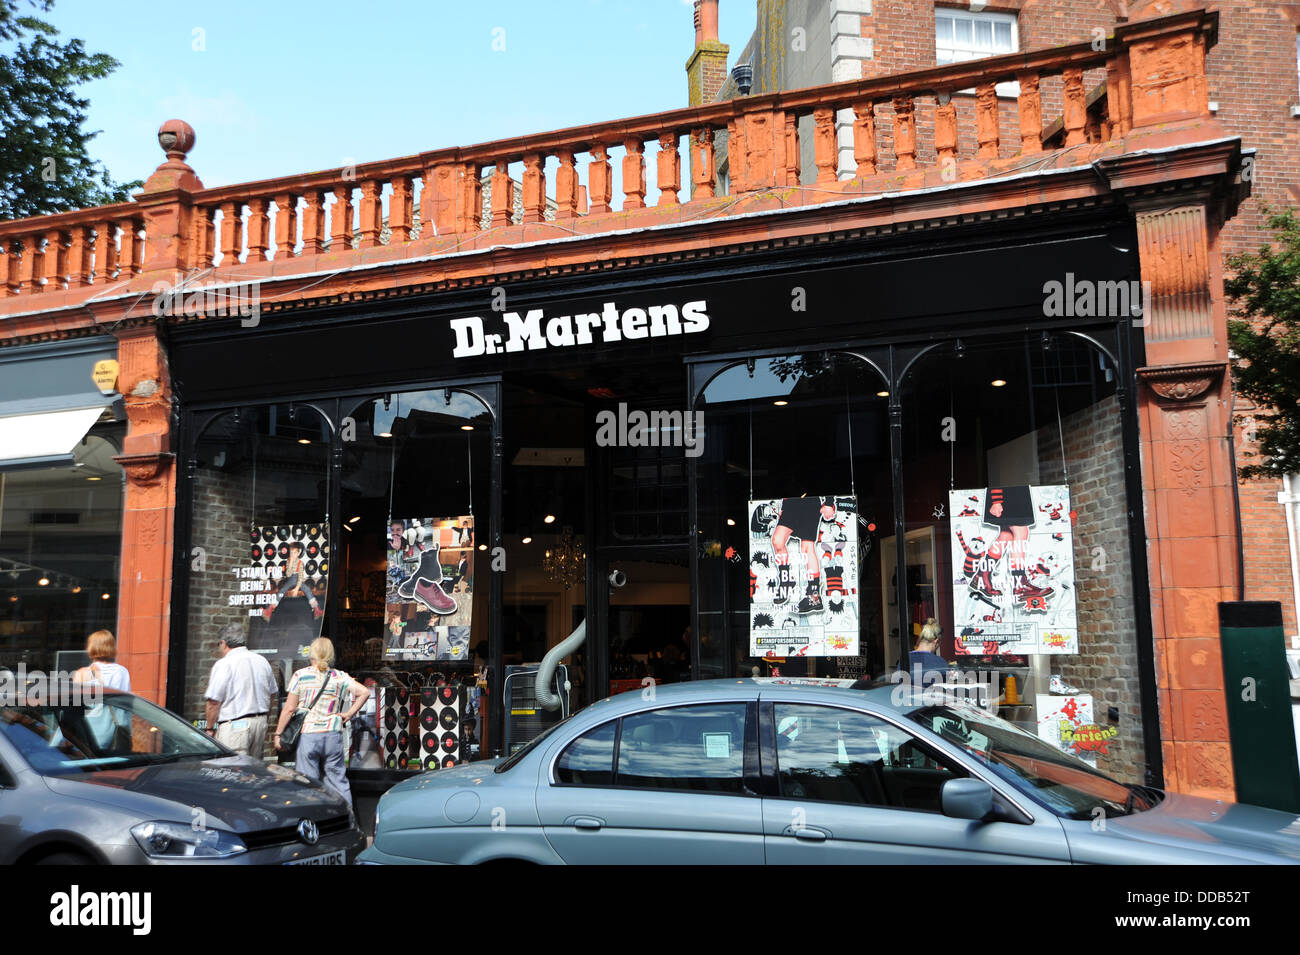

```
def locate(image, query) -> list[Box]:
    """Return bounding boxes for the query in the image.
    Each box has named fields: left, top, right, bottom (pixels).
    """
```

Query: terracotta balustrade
left=0, top=9, right=1215, bottom=306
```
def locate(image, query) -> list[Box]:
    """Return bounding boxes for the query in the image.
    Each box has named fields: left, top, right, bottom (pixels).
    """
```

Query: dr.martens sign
left=449, top=299, right=710, bottom=358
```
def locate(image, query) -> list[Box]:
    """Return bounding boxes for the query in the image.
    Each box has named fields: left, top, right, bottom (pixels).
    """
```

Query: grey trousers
left=295, top=730, right=352, bottom=806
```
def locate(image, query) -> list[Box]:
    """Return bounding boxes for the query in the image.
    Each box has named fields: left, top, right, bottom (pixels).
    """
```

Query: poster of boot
left=385, top=516, right=474, bottom=662
left=948, top=486, right=1077, bottom=656
left=749, top=495, right=859, bottom=657
left=237, top=523, right=329, bottom=663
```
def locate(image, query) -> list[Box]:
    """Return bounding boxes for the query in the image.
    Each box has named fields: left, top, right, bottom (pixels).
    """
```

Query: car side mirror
left=941, top=778, right=994, bottom=821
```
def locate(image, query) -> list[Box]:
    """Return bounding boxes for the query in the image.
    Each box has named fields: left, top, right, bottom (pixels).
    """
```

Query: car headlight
left=130, top=821, right=247, bottom=859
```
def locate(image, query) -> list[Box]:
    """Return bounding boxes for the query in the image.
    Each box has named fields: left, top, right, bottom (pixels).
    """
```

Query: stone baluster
left=555, top=151, right=579, bottom=218
left=95, top=222, right=118, bottom=282
left=190, top=207, right=213, bottom=269
left=300, top=192, right=325, bottom=255
left=68, top=225, right=92, bottom=288
left=813, top=107, right=837, bottom=183
left=892, top=96, right=917, bottom=171
left=1105, top=56, right=1133, bottom=139
left=522, top=154, right=546, bottom=224
left=42, top=229, right=65, bottom=291
left=246, top=199, right=271, bottom=261
left=784, top=113, right=800, bottom=185
left=330, top=185, right=354, bottom=251
left=459, top=164, right=482, bottom=233
left=975, top=84, right=1000, bottom=158
left=935, top=96, right=958, bottom=168
left=390, top=176, right=413, bottom=241
left=588, top=145, right=612, bottom=215
left=490, top=160, right=514, bottom=227
left=0, top=240, right=10, bottom=296
left=220, top=203, right=241, bottom=263
left=853, top=101, right=877, bottom=177
left=274, top=193, right=299, bottom=258
left=727, top=116, right=747, bottom=193
left=1063, top=67, right=1087, bottom=146
left=623, top=138, right=646, bottom=210
left=1017, top=72, right=1043, bottom=154
left=118, top=218, right=141, bottom=276
left=15, top=236, right=37, bottom=293
left=657, top=133, right=680, bottom=206
left=691, top=127, right=715, bottom=200
left=358, top=180, right=383, bottom=248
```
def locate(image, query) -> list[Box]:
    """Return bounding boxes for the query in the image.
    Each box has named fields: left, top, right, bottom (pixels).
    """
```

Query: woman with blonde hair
left=72, top=630, right=131, bottom=691
left=274, top=637, right=369, bottom=805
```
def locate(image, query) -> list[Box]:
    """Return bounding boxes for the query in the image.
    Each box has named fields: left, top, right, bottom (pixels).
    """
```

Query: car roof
left=577, top=677, right=924, bottom=718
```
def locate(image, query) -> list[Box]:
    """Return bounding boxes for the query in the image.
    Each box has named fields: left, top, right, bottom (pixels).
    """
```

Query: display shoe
left=972, top=571, right=1002, bottom=597
left=413, top=576, right=458, bottom=615
left=796, top=580, right=824, bottom=614
left=396, top=547, right=443, bottom=601
left=1049, top=674, right=1081, bottom=695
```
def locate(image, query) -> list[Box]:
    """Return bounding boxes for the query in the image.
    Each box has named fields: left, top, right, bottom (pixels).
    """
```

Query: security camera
left=608, top=569, right=627, bottom=589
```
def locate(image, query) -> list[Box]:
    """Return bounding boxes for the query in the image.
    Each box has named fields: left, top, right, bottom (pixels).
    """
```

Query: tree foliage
left=0, top=0, right=139, bottom=221
left=1225, top=207, right=1300, bottom=479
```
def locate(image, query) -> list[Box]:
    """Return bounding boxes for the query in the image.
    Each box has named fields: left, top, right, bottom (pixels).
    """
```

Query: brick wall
left=1039, top=393, right=1147, bottom=784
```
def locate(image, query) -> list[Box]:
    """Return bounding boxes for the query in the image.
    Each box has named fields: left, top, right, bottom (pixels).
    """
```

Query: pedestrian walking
left=274, top=637, right=370, bottom=806
left=72, top=630, right=131, bottom=691
left=203, top=623, right=278, bottom=756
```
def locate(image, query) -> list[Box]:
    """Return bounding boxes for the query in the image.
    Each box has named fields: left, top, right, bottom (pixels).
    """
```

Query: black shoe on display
left=397, top=546, right=443, bottom=600
left=796, top=580, right=823, bottom=614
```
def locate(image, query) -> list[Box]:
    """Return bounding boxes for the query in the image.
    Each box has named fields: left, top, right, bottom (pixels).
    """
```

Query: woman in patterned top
left=274, top=637, right=370, bottom=805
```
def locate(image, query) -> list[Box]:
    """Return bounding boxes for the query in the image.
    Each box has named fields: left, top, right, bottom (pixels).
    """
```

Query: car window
left=555, top=720, right=616, bottom=785
left=773, top=704, right=964, bottom=811
left=616, top=704, right=747, bottom=793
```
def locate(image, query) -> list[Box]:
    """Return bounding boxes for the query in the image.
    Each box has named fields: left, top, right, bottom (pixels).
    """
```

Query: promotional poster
left=948, top=486, right=1078, bottom=656
left=749, top=495, right=859, bottom=657
left=1036, top=693, right=1099, bottom=767
left=236, top=523, right=329, bottom=661
left=385, top=516, right=474, bottom=662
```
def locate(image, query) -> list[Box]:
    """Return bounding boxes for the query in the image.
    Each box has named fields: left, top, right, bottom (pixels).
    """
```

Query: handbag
left=280, top=670, right=332, bottom=750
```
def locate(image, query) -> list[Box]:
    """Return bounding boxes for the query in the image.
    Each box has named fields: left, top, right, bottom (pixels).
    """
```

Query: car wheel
left=34, top=851, right=95, bottom=865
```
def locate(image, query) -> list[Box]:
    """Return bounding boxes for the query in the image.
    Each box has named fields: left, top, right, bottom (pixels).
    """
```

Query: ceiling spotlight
left=86, top=476, right=102, bottom=481
left=297, top=438, right=311, bottom=445
left=726, top=518, right=736, bottom=527
left=543, top=514, right=556, bottom=524
left=348, top=516, right=361, bottom=523
left=991, top=379, right=1007, bottom=388
left=71, top=585, right=82, bottom=594
left=521, top=536, right=533, bottom=544
left=7, top=595, right=15, bottom=603
left=377, top=431, right=392, bottom=439
left=773, top=400, right=788, bottom=407
left=876, top=390, right=890, bottom=398
left=478, top=544, right=487, bottom=551
left=37, top=577, right=49, bottom=587
left=101, top=592, right=111, bottom=600
left=460, top=425, right=474, bottom=431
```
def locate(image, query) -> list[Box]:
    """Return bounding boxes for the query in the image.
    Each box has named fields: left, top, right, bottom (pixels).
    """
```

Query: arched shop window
left=695, top=353, right=892, bottom=683
left=896, top=332, right=1145, bottom=785
left=186, top=404, right=332, bottom=716
left=335, top=389, right=491, bottom=771
left=0, top=427, right=124, bottom=671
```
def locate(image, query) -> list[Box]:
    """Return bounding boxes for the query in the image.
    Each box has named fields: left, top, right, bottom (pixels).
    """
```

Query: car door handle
left=784, top=826, right=829, bottom=842
left=566, top=815, right=605, bottom=831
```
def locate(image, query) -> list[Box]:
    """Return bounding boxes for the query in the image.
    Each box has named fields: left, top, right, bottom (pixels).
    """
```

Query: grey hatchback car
left=0, top=683, right=365, bottom=864
left=359, top=677, right=1300, bottom=864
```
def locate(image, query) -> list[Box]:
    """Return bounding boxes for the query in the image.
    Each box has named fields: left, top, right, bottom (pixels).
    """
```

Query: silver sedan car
left=0, top=683, right=364, bottom=864
left=359, top=677, right=1300, bottom=864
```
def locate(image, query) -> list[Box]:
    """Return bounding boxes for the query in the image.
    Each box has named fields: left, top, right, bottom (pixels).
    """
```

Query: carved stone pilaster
left=1134, top=204, right=1213, bottom=343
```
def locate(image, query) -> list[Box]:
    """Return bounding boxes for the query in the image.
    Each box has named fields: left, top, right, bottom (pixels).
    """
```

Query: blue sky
left=40, top=0, right=758, bottom=190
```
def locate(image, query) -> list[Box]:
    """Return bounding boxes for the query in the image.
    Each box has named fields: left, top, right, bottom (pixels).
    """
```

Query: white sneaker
left=1049, top=674, right=1081, bottom=695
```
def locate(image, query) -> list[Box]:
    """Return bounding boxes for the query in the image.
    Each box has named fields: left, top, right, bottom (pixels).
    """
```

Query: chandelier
left=542, top=525, right=585, bottom=590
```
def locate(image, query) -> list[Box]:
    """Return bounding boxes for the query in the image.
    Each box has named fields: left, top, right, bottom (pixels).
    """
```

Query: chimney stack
left=686, top=0, right=729, bottom=108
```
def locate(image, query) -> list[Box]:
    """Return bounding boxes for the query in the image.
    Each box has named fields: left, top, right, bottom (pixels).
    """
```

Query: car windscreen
left=0, top=693, right=227, bottom=776
left=908, top=703, right=1161, bottom=819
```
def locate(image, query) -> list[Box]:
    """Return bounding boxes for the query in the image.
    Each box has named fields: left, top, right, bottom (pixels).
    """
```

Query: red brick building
left=0, top=3, right=1282, bottom=802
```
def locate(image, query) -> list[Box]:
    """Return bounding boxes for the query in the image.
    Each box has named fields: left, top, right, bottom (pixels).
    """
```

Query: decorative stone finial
left=141, top=119, right=202, bottom=194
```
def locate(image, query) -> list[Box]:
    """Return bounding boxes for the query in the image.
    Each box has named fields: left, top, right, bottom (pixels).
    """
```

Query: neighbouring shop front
left=0, top=338, right=126, bottom=674
left=166, top=204, right=1161, bottom=807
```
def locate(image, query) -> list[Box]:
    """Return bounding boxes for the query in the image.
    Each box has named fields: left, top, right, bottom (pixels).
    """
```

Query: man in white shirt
left=204, top=623, right=278, bottom=757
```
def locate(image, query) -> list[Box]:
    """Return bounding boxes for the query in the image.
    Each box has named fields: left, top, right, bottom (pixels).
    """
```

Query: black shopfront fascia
left=165, top=206, right=1161, bottom=785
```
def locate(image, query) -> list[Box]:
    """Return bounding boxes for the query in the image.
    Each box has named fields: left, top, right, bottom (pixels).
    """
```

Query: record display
left=418, top=684, right=465, bottom=770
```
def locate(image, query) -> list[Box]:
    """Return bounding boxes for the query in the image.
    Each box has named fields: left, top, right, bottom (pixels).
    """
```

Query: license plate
left=286, top=849, right=346, bottom=865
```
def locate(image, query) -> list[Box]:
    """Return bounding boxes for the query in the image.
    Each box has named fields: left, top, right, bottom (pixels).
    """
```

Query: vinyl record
left=292, top=524, right=307, bottom=540
left=276, top=527, right=290, bottom=542
left=420, top=708, right=437, bottom=732
left=261, top=527, right=276, bottom=543
left=385, top=731, right=397, bottom=752
left=384, top=710, right=397, bottom=731
left=438, top=686, right=456, bottom=705
left=441, top=755, right=458, bottom=768
left=251, top=544, right=262, bottom=561
left=306, top=541, right=320, bottom=559
left=422, top=733, right=438, bottom=753
left=277, top=543, right=290, bottom=559
left=424, top=755, right=440, bottom=770
left=395, top=688, right=409, bottom=706
left=318, top=561, right=329, bottom=576
left=385, top=754, right=397, bottom=770
left=398, top=730, right=410, bottom=752
left=304, top=559, right=318, bottom=577
left=420, top=688, right=437, bottom=706
left=441, top=732, right=457, bottom=753
left=439, top=708, right=458, bottom=730
left=308, top=524, right=321, bottom=538
left=397, top=753, right=408, bottom=770
left=250, top=527, right=262, bottom=543
left=398, top=706, right=409, bottom=725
